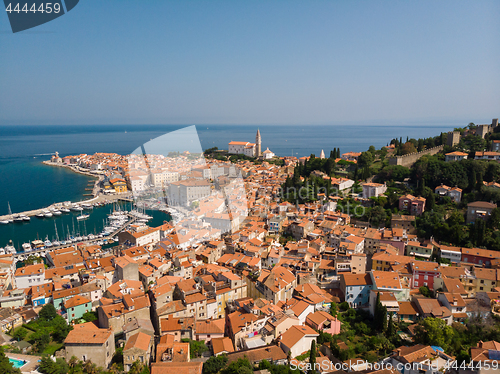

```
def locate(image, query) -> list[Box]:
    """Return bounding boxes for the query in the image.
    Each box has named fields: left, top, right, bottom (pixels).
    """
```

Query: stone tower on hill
left=256, top=129, right=262, bottom=157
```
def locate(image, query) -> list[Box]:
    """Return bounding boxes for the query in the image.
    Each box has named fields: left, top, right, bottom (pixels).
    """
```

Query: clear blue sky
left=0, top=1, right=499, bottom=125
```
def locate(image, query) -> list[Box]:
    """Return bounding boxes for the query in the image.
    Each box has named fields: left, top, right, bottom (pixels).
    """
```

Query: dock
left=0, top=192, right=135, bottom=222
left=12, top=214, right=138, bottom=260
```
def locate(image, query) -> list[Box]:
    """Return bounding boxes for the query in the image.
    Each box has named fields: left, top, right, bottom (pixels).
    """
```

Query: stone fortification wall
left=388, top=145, right=444, bottom=167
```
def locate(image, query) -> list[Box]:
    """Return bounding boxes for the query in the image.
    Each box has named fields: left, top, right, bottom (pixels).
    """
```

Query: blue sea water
left=0, top=122, right=460, bottom=247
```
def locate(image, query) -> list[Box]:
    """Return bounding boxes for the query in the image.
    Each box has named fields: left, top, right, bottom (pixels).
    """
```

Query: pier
left=0, top=193, right=135, bottom=222
left=12, top=214, right=138, bottom=260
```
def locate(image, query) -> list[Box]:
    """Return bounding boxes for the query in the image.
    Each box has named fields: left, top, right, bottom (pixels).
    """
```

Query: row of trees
left=390, top=133, right=446, bottom=156
left=411, top=156, right=500, bottom=194
left=38, top=355, right=149, bottom=374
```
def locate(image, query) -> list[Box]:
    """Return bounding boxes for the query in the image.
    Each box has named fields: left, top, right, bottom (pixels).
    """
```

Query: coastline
left=0, top=161, right=133, bottom=221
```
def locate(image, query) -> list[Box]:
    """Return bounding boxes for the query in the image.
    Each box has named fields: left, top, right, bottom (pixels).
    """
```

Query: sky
left=0, top=1, right=499, bottom=126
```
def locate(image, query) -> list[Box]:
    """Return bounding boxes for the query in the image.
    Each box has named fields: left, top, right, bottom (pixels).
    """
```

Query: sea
left=0, top=122, right=461, bottom=248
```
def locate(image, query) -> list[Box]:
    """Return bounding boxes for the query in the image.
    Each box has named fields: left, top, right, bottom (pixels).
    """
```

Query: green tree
left=415, top=318, right=454, bottom=351
left=330, top=302, right=338, bottom=318
left=309, top=341, right=317, bottom=374
left=38, top=356, right=68, bottom=374
left=31, top=329, right=50, bottom=353
left=358, top=152, right=374, bottom=168
left=367, top=206, right=387, bottom=228
left=401, top=142, right=417, bottom=155
left=51, top=315, right=73, bottom=343
left=11, top=327, right=28, bottom=341
left=419, top=286, right=432, bottom=298
left=373, top=292, right=387, bottom=332
left=187, top=339, right=208, bottom=358
left=82, top=311, right=98, bottom=322
left=24, top=255, right=41, bottom=265
left=221, top=358, right=252, bottom=374
left=39, top=303, right=57, bottom=322
left=130, top=360, right=150, bottom=374
left=0, top=346, right=21, bottom=374
left=203, top=354, right=228, bottom=374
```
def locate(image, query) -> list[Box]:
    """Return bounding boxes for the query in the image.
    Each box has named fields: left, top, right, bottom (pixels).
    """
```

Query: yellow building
left=0, top=308, right=23, bottom=333
left=371, top=251, right=413, bottom=272
left=471, top=268, right=499, bottom=295
left=110, top=178, right=128, bottom=193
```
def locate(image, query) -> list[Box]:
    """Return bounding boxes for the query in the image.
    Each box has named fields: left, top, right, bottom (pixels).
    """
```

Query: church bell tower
left=256, top=129, right=262, bottom=157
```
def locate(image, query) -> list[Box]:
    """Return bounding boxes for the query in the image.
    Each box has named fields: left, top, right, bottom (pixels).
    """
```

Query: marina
left=0, top=199, right=170, bottom=255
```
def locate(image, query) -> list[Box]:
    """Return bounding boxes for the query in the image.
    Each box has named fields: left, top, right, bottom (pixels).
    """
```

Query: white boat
left=77, top=214, right=89, bottom=221
left=5, top=245, right=16, bottom=254
left=21, top=215, right=30, bottom=221
left=44, top=239, right=52, bottom=247
left=36, top=212, right=45, bottom=218
left=71, top=205, right=83, bottom=211
left=61, top=208, right=70, bottom=213
left=52, top=240, right=60, bottom=247
left=51, top=209, right=62, bottom=216
left=0, top=248, right=5, bottom=255
left=43, top=210, right=53, bottom=218
left=13, top=215, right=24, bottom=223
left=22, top=243, right=32, bottom=252
left=0, top=219, right=9, bottom=225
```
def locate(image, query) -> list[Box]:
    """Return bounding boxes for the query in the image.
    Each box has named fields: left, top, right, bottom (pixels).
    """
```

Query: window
left=415, top=274, right=419, bottom=279
left=414, top=281, right=419, bottom=287
left=424, top=275, right=428, bottom=281
left=480, top=287, right=484, bottom=291
left=481, top=280, right=485, bottom=284
left=106, top=341, right=109, bottom=347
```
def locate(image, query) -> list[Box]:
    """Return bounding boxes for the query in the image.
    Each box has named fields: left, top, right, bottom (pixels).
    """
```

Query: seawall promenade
left=0, top=160, right=134, bottom=221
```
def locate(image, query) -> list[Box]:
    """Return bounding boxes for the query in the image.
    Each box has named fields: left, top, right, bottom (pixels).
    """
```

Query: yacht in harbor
left=36, top=212, right=45, bottom=218
left=43, top=210, right=53, bottom=218
left=71, top=205, right=83, bottom=211
left=51, top=209, right=62, bottom=216
left=5, top=245, right=16, bottom=254
left=61, top=207, right=71, bottom=213
left=77, top=213, right=90, bottom=220
left=13, top=214, right=24, bottom=223
left=31, top=240, right=45, bottom=250
left=21, top=214, right=30, bottom=221
left=22, top=243, right=32, bottom=252
left=44, top=238, right=52, bottom=247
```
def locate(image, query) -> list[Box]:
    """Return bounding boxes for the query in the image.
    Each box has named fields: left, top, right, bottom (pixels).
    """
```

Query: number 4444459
left=5, top=3, right=62, bottom=13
